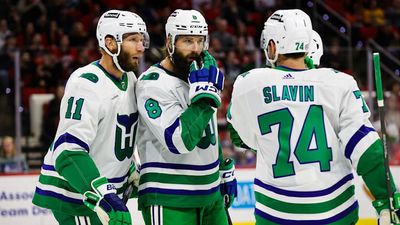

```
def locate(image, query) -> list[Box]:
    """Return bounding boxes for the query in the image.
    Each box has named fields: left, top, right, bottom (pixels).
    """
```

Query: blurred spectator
left=17, top=0, right=46, bottom=27
left=221, top=0, right=247, bottom=28
left=236, top=21, right=256, bottom=53
left=321, top=37, right=347, bottom=72
left=41, top=84, right=64, bottom=147
left=387, top=0, right=400, bottom=27
left=391, top=82, right=400, bottom=105
left=362, top=0, right=386, bottom=26
left=0, top=136, right=28, bottom=173
left=254, top=0, right=276, bottom=10
left=69, top=22, right=88, bottom=46
left=224, top=50, right=241, bottom=81
left=0, top=19, right=11, bottom=51
left=210, top=17, right=236, bottom=50
left=208, top=36, right=226, bottom=60
left=386, top=94, right=400, bottom=129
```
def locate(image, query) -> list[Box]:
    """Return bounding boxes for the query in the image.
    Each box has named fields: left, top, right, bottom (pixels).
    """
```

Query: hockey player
left=32, top=10, right=149, bottom=225
left=135, top=9, right=236, bottom=225
left=305, top=30, right=323, bottom=69
left=228, top=9, right=399, bottom=224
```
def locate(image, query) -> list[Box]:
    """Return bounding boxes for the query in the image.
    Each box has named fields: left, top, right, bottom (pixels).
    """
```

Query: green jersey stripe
left=254, top=205, right=358, bottom=225
left=138, top=190, right=222, bottom=209
left=32, top=192, right=93, bottom=216
left=39, top=174, right=80, bottom=194
left=255, top=185, right=355, bottom=214
left=139, top=170, right=219, bottom=185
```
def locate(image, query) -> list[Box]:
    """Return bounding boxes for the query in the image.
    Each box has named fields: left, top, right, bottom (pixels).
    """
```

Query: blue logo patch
left=231, top=181, right=256, bottom=209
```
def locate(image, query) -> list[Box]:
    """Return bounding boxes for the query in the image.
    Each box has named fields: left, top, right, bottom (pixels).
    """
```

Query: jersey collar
left=155, top=63, right=188, bottom=82
left=275, top=65, right=307, bottom=72
left=93, top=61, right=128, bottom=91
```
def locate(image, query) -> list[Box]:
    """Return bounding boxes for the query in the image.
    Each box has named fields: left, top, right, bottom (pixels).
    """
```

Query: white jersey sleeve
left=51, top=69, right=104, bottom=162
left=136, top=70, right=191, bottom=154
left=337, top=76, right=380, bottom=169
left=229, top=72, right=261, bottom=150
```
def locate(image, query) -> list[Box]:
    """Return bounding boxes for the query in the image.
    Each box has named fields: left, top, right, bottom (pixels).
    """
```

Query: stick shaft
left=373, top=52, right=394, bottom=221
left=122, top=184, right=133, bottom=204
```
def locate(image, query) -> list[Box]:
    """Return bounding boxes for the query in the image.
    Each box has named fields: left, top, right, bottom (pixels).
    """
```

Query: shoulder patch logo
left=80, top=73, right=99, bottom=83
left=141, top=72, right=160, bottom=81
left=240, top=71, right=250, bottom=78
left=282, top=73, right=294, bottom=79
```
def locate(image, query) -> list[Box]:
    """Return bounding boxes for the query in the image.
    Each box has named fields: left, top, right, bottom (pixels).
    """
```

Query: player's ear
left=166, top=35, right=173, bottom=53
left=105, top=36, right=117, bottom=54
left=267, top=40, right=276, bottom=59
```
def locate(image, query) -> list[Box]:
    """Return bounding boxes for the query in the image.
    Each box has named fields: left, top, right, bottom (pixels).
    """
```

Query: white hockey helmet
left=96, top=10, right=149, bottom=72
left=260, top=9, right=312, bottom=66
left=165, top=9, right=209, bottom=56
left=308, top=30, right=323, bottom=66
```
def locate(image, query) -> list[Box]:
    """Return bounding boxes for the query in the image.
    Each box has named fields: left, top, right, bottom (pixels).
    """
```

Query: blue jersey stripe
left=254, top=173, right=354, bottom=197
left=138, top=185, right=219, bottom=196
left=35, top=187, right=83, bottom=205
left=345, top=125, right=375, bottom=159
left=141, top=159, right=219, bottom=171
left=255, top=201, right=358, bottom=224
left=108, top=174, right=128, bottom=183
left=54, top=132, right=90, bottom=152
left=42, top=164, right=56, bottom=171
left=164, top=118, right=180, bottom=154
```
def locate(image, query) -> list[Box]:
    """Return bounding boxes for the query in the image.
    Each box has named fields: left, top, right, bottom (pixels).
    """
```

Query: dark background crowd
left=1, top=0, right=400, bottom=172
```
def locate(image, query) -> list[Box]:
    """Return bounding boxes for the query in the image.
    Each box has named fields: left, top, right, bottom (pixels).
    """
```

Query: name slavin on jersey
left=263, top=85, right=314, bottom=104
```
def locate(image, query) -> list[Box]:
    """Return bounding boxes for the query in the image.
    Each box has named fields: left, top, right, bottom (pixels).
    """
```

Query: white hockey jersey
left=135, top=64, right=222, bottom=209
left=229, top=66, right=380, bottom=224
left=33, top=61, right=138, bottom=215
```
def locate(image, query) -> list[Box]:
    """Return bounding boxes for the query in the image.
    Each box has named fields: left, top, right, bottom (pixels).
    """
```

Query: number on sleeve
left=353, top=90, right=369, bottom=113
left=65, top=97, right=84, bottom=120
left=145, top=98, right=162, bottom=119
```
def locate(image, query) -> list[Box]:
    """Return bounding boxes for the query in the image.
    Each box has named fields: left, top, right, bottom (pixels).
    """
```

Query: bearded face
left=170, top=35, right=205, bottom=80
left=118, top=46, right=139, bottom=73
left=171, top=49, right=201, bottom=80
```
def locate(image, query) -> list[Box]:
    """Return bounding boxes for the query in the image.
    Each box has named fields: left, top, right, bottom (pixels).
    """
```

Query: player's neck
left=160, top=57, right=175, bottom=73
left=99, top=57, right=124, bottom=80
left=277, top=57, right=307, bottom=70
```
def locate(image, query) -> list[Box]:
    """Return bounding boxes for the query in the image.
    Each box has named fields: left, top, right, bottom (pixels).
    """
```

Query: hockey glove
left=373, top=198, right=400, bottom=225
left=189, top=51, right=224, bottom=107
left=83, top=177, right=132, bottom=225
left=127, top=162, right=140, bottom=198
left=220, top=158, right=237, bottom=208
left=304, top=56, right=316, bottom=69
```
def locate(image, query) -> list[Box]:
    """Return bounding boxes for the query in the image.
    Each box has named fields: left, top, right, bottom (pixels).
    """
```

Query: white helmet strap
left=265, top=40, right=278, bottom=67
left=103, top=40, right=125, bottom=73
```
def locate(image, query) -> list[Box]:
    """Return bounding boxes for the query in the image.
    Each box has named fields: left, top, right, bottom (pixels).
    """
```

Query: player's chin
left=187, top=57, right=197, bottom=64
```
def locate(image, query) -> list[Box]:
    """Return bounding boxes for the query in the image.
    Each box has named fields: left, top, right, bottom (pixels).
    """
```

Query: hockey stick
left=224, top=195, right=233, bottom=225
left=122, top=183, right=134, bottom=204
left=373, top=52, right=400, bottom=224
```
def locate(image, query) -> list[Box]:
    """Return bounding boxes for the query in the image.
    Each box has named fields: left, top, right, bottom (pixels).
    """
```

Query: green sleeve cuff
left=180, top=100, right=215, bottom=150
left=357, top=140, right=397, bottom=200
left=227, top=123, right=250, bottom=149
left=55, top=150, right=100, bottom=194
left=191, top=93, right=221, bottom=108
